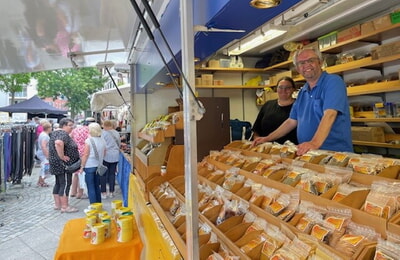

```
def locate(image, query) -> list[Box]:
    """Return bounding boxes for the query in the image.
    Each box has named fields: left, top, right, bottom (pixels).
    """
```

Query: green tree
left=0, top=73, right=31, bottom=104
left=33, top=67, right=107, bottom=118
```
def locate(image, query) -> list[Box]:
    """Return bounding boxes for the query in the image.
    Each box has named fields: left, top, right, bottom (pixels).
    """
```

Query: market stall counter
left=54, top=218, right=143, bottom=260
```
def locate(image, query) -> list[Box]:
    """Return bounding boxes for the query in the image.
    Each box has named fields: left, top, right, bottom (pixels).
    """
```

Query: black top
left=252, top=99, right=298, bottom=144
left=49, top=130, right=79, bottom=175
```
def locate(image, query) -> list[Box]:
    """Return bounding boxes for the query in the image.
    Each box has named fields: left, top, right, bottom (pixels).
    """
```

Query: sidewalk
left=0, top=166, right=123, bottom=260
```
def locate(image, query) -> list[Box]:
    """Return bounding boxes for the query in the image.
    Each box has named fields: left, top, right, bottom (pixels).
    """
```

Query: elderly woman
left=36, top=121, right=52, bottom=187
left=78, top=123, right=106, bottom=204
left=49, top=118, right=79, bottom=213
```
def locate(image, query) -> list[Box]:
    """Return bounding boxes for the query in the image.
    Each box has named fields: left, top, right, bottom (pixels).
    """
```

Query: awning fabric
left=0, top=95, right=67, bottom=115
left=90, top=84, right=130, bottom=112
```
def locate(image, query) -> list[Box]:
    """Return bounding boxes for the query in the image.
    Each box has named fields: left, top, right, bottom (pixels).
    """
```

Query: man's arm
left=297, top=109, right=337, bottom=155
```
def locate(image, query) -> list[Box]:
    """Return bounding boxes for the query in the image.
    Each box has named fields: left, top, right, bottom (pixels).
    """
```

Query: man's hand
left=296, top=141, right=319, bottom=156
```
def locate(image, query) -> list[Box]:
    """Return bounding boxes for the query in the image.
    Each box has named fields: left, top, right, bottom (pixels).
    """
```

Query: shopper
left=100, top=120, right=121, bottom=199
left=252, top=76, right=298, bottom=144
left=253, top=47, right=353, bottom=155
left=69, top=117, right=96, bottom=199
left=49, top=118, right=79, bottom=213
left=35, top=121, right=52, bottom=187
left=78, top=123, right=106, bottom=204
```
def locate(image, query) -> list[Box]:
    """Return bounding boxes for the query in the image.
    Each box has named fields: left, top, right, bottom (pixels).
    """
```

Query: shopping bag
left=96, top=164, right=108, bottom=176
left=78, top=172, right=86, bottom=189
left=64, top=159, right=81, bottom=174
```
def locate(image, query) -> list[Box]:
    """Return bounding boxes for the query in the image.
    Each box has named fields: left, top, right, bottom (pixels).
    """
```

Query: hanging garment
left=3, top=132, right=12, bottom=182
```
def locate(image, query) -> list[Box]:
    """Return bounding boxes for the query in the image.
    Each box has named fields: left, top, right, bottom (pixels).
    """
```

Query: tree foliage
left=0, top=73, right=31, bottom=104
left=33, top=67, right=107, bottom=117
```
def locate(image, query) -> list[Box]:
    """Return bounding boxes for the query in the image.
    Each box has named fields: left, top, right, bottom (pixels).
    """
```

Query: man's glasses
left=296, top=57, right=319, bottom=66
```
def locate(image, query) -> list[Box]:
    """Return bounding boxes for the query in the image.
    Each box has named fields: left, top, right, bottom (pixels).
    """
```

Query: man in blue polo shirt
left=253, top=47, right=353, bottom=155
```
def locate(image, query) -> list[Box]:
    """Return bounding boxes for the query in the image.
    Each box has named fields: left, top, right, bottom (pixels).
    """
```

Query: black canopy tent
left=0, top=95, right=67, bottom=120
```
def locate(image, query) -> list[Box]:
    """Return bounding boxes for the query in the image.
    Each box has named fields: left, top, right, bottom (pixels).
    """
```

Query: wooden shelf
left=321, top=23, right=400, bottom=53
left=165, top=84, right=263, bottom=89
left=263, top=60, right=293, bottom=71
left=326, top=54, right=400, bottom=75
left=347, top=80, right=400, bottom=96
left=195, top=67, right=265, bottom=73
left=353, top=140, right=400, bottom=149
left=138, top=124, right=176, bottom=143
left=351, top=117, right=400, bottom=123
left=194, top=23, right=400, bottom=91
left=137, top=130, right=165, bottom=143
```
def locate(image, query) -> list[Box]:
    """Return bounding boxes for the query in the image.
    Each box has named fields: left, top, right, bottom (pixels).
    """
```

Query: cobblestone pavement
left=0, top=167, right=122, bottom=260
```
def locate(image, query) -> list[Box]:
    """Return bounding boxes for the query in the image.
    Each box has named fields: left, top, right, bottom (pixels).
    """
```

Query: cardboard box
left=195, top=77, right=202, bottom=85
left=317, top=31, right=337, bottom=49
left=351, top=126, right=385, bottom=143
left=208, top=59, right=220, bottom=68
left=219, top=59, right=230, bottom=68
left=269, top=75, right=277, bottom=86
left=373, top=14, right=392, bottom=30
left=361, top=21, right=375, bottom=35
left=201, top=74, right=213, bottom=85
left=371, top=41, right=400, bottom=60
left=391, top=11, right=400, bottom=24
left=213, top=80, right=224, bottom=85
left=337, top=24, right=361, bottom=42
left=274, top=71, right=292, bottom=84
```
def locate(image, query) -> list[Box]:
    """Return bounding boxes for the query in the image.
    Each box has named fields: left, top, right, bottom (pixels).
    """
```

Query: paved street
left=0, top=167, right=122, bottom=260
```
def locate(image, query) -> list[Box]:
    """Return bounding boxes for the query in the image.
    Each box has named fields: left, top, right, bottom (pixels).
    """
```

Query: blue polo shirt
left=290, top=72, right=353, bottom=152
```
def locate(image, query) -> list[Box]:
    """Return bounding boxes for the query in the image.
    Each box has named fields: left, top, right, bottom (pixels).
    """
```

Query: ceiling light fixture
left=250, top=0, right=281, bottom=9
left=228, top=25, right=286, bottom=55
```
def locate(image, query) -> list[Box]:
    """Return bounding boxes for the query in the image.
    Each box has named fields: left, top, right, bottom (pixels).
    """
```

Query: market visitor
left=49, top=118, right=79, bottom=213
left=78, top=122, right=106, bottom=204
left=252, top=47, right=353, bottom=155
left=35, top=121, right=52, bottom=187
left=252, top=76, right=298, bottom=145
left=69, top=117, right=96, bottom=199
left=100, top=120, right=121, bottom=199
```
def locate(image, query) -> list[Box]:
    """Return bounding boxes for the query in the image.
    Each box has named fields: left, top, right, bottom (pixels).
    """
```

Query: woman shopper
left=69, top=117, right=95, bottom=199
left=100, top=120, right=121, bottom=199
left=252, top=76, right=298, bottom=144
left=35, top=121, right=52, bottom=187
left=78, top=123, right=106, bottom=204
left=49, top=118, right=79, bottom=213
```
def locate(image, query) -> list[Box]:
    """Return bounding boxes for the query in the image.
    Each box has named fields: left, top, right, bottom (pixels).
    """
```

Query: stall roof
left=0, top=95, right=67, bottom=115
left=1, top=0, right=399, bottom=90
left=0, top=0, right=303, bottom=75
left=90, top=84, right=130, bottom=112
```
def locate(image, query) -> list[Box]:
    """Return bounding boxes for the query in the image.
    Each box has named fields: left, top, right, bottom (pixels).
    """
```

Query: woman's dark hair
left=59, top=118, right=73, bottom=127
left=276, top=76, right=295, bottom=89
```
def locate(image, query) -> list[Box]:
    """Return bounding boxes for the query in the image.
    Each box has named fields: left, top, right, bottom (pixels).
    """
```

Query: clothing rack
left=0, top=123, right=36, bottom=199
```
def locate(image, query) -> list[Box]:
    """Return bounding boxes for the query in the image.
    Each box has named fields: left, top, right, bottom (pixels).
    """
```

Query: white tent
left=90, top=84, right=130, bottom=112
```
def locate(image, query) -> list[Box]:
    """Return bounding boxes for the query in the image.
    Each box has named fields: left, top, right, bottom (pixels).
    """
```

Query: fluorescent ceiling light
left=228, top=27, right=286, bottom=55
